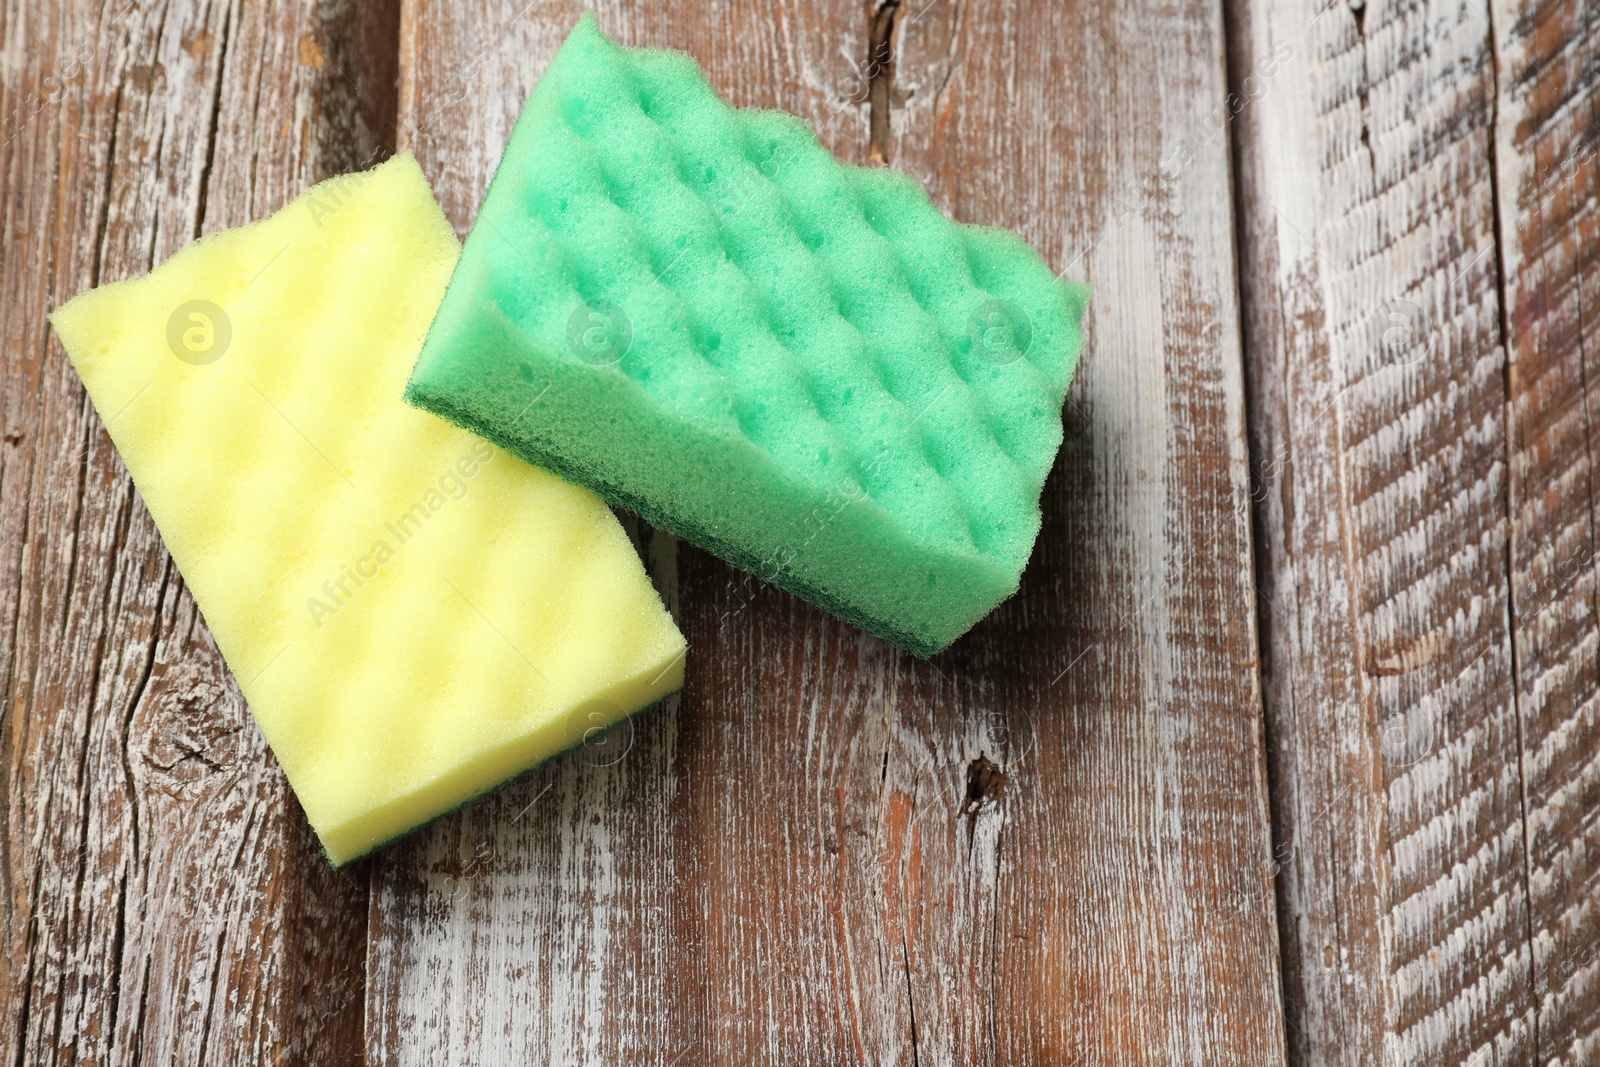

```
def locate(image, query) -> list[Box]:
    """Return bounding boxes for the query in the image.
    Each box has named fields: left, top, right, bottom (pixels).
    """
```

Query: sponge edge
left=51, top=153, right=687, bottom=864
left=405, top=14, right=1089, bottom=656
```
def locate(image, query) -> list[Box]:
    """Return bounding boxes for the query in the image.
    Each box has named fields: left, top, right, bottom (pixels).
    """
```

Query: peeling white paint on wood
left=1489, top=0, right=1600, bottom=1061
left=1234, top=0, right=1600, bottom=1060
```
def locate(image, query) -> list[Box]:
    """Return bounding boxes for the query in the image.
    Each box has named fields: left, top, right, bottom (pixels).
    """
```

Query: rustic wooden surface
left=1, top=2, right=398, bottom=1064
left=0, top=0, right=1594, bottom=1065
left=1231, top=0, right=1600, bottom=1062
left=366, top=1, right=1284, bottom=1065
left=1490, top=0, right=1600, bottom=1060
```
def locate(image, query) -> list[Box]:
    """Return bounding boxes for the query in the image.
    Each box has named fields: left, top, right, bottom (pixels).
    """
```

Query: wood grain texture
left=366, top=2, right=1286, bottom=1064
left=0, top=1, right=396, bottom=1063
left=26, top=0, right=1596, bottom=1060
left=889, top=1, right=1287, bottom=1062
left=1488, top=0, right=1600, bottom=1061
left=1228, top=0, right=1560, bottom=1061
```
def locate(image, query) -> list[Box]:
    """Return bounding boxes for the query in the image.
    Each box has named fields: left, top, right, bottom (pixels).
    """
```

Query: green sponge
left=406, top=14, right=1088, bottom=655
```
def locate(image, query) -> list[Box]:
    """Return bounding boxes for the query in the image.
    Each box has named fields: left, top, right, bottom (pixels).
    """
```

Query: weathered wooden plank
left=368, top=1, right=1285, bottom=1064
left=888, top=2, right=1288, bottom=1063
left=1229, top=0, right=1548, bottom=1061
left=1488, top=0, right=1600, bottom=1060
left=0, top=1, right=396, bottom=1062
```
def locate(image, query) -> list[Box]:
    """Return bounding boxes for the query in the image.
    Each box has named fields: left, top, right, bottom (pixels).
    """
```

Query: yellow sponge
left=50, top=153, right=686, bottom=864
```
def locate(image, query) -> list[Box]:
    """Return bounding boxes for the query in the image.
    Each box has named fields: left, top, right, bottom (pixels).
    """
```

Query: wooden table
left=2, top=0, right=1595, bottom=1063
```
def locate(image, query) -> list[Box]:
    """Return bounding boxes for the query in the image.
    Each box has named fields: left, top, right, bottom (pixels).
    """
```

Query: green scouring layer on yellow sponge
left=50, top=153, right=686, bottom=864
left=404, top=14, right=1089, bottom=657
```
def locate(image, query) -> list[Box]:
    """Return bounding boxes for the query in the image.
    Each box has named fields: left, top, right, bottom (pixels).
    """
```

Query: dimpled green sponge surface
left=407, top=14, right=1088, bottom=656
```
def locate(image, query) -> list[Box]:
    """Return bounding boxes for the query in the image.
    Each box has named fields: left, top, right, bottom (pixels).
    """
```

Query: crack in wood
left=191, top=2, right=233, bottom=241
left=1482, top=11, right=1544, bottom=1063
left=1229, top=0, right=1600, bottom=1055
left=900, top=930, right=919, bottom=1067
left=867, top=0, right=903, bottom=164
